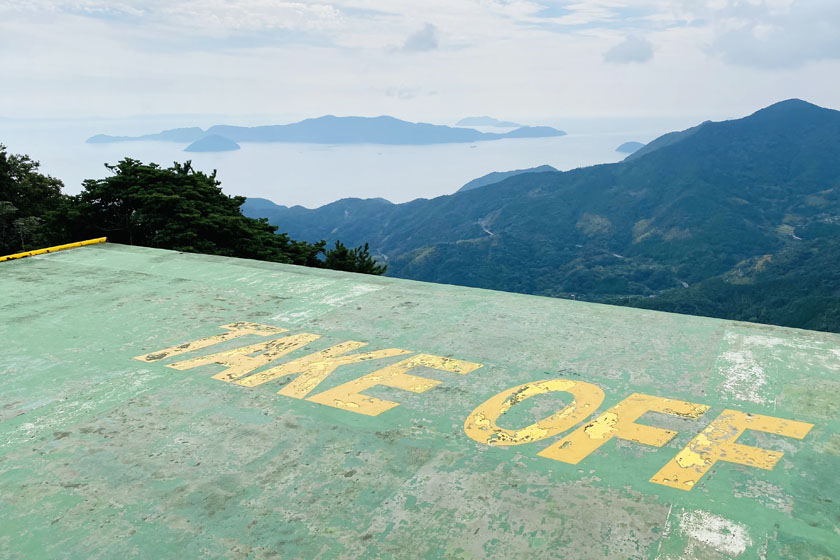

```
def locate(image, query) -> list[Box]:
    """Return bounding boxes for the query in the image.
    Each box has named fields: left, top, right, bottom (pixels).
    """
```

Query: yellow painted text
left=464, top=379, right=605, bottom=446
left=539, top=393, right=710, bottom=464
left=650, top=409, right=813, bottom=491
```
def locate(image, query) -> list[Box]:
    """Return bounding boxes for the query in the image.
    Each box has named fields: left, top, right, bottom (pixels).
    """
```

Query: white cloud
left=709, top=0, right=840, bottom=68
left=604, top=35, right=654, bottom=63
left=400, top=23, right=439, bottom=52
left=663, top=0, right=840, bottom=69
left=0, top=0, right=838, bottom=120
left=1, top=0, right=343, bottom=33
left=384, top=86, right=420, bottom=99
left=165, top=1, right=342, bottom=33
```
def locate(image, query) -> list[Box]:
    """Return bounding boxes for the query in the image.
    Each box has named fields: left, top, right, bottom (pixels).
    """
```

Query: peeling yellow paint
left=331, top=399, right=360, bottom=409
left=168, top=333, right=322, bottom=383
left=471, top=412, right=491, bottom=428
left=539, top=393, right=710, bottom=464
left=583, top=412, right=619, bottom=439
left=134, top=322, right=288, bottom=363
left=236, top=342, right=413, bottom=399
left=464, top=379, right=605, bottom=446
left=675, top=444, right=707, bottom=469
left=128, top=320, right=819, bottom=494
left=650, top=409, right=814, bottom=491
left=308, top=354, right=482, bottom=416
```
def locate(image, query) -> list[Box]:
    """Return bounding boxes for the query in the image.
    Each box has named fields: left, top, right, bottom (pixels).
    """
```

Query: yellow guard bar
left=0, top=237, right=107, bottom=262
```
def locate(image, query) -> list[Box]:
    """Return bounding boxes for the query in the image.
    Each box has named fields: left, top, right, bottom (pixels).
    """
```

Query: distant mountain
left=87, top=116, right=566, bottom=146
left=457, top=165, right=557, bottom=193
left=624, top=121, right=710, bottom=161
left=184, top=134, right=240, bottom=152
left=616, top=141, right=645, bottom=154
left=500, top=126, right=566, bottom=139
left=243, top=99, right=840, bottom=332
left=241, top=198, right=288, bottom=215
left=456, top=116, right=522, bottom=127
left=243, top=197, right=396, bottom=244
left=87, top=127, right=205, bottom=144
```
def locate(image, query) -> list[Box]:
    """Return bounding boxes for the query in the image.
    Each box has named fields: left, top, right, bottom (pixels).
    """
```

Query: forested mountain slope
left=244, top=100, right=840, bottom=331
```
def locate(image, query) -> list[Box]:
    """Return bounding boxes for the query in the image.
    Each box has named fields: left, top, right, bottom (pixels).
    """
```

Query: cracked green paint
left=1, top=244, right=839, bottom=559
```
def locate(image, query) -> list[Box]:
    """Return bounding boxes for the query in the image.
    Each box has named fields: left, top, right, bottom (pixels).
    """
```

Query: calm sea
left=0, top=115, right=701, bottom=209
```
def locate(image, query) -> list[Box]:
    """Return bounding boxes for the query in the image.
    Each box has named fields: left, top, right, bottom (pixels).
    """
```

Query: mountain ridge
left=457, top=165, right=558, bottom=193
left=242, top=99, right=840, bottom=331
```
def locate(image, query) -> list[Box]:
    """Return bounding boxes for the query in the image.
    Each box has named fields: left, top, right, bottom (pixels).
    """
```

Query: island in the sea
left=184, top=134, right=240, bottom=152
left=87, top=115, right=566, bottom=146
left=86, top=127, right=205, bottom=144
left=616, top=141, right=645, bottom=154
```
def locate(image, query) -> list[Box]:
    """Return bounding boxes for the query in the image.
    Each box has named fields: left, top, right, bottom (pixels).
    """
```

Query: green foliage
left=324, top=241, right=387, bottom=275
left=66, top=158, right=321, bottom=265
left=614, top=237, right=840, bottom=332
left=0, top=144, right=66, bottom=254
left=0, top=149, right=384, bottom=275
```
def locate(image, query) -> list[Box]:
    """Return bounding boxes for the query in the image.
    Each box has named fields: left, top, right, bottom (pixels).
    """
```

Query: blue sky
left=1, top=0, right=839, bottom=121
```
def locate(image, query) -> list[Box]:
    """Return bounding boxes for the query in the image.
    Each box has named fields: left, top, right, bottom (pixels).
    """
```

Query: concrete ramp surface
left=1, top=244, right=838, bottom=558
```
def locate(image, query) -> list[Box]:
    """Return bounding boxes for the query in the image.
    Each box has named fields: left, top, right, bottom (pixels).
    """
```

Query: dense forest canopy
left=0, top=145, right=384, bottom=275
left=0, top=147, right=65, bottom=255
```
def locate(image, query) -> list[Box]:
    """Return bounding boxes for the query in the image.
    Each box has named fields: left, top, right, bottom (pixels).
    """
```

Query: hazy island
left=87, top=127, right=205, bottom=144
left=87, top=115, right=565, bottom=146
left=616, top=141, right=645, bottom=154
left=184, top=134, right=241, bottom=152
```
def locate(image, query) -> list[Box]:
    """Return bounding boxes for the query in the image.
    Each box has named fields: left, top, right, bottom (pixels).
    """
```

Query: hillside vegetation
left=243, top=100, right=840, bottom=332
left=0, top=151, right=384, bottom=275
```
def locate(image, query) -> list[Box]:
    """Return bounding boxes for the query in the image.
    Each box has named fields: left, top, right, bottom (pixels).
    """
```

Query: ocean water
left=0, top=115, right=700, bottom=209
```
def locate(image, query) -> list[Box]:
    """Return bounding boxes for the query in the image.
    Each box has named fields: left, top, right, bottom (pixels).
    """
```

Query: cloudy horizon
left=2, top=0, right=839, bottom=123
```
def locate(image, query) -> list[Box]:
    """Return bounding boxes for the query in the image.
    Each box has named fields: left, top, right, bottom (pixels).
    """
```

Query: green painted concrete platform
left=1, top=243, right=838, bottom=559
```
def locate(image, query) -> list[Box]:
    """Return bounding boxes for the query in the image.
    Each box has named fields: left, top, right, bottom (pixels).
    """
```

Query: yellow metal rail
left=0, top=237, right=107, bottom=262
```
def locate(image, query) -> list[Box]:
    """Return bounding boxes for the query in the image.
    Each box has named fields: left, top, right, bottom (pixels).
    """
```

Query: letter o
left=464, top=379, right=604, bottom=446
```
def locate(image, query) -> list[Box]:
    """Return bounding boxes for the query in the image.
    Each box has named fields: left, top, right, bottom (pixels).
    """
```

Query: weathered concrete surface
left=1, top=243, right=838, bottom=559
